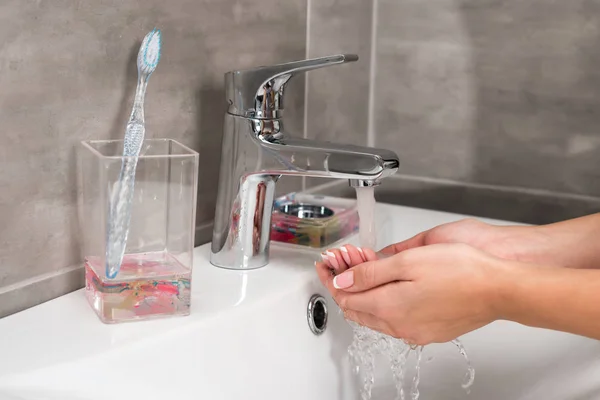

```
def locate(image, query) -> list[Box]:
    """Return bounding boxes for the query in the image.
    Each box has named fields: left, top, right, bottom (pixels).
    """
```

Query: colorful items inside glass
left=271, top=193, right=359, bottom=250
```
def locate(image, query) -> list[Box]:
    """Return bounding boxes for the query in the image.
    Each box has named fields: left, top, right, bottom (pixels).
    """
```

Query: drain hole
left=313, top=300, right=326, bottom=330
left=307, top=295, right=328, bottom=335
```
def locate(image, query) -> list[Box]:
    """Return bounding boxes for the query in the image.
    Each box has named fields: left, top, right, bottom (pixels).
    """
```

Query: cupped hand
left=315, top=243, right=513, bottom=345
left=319, top=244, right=378, bottom=275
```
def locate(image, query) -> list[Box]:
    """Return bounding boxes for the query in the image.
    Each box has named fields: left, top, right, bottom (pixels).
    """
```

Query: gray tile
left=470, top=89, right=600, bottom=196
left=0, top=266, right=84, bottom=319
left=306, top=0, right=373, bottom=144
left=314, top=176, right=600, bottom=226
left=0, top=0, right=306, bottom=316
left=377, top=0, right=473, bottom=45
left=304, top=0, right=374, bottom=189
left=374, top=0, right=600, bottom=197
left=375, top=40, right=477, bottom=181
left=376, top=177, right=600, bottom=225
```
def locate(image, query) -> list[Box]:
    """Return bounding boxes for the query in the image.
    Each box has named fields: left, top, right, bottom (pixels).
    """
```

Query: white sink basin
left=1, top=203, right=600, bottom=400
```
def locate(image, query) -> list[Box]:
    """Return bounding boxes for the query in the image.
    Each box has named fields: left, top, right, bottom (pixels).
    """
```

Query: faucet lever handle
left=225, top=54, right=358, bottom=119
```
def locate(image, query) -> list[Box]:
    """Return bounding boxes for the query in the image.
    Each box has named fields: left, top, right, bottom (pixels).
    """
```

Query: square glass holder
left=78, top=139, right=199, bottom=323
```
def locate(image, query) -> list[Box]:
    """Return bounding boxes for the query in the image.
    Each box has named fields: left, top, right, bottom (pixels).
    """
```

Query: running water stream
left=350, top=187, right=475, bottom=399
left=355, top=186, right=377, bottom=250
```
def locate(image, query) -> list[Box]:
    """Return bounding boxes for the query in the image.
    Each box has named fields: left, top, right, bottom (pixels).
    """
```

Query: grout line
left=195, top=220, right=215, bottom=246
left=366, top=0, right=379, bottom=148
left=0, top=264, right=82, bottom=295
left=389, top=173, right=600, bottom=203
left=195, top=219, right=214, bottom=232
left=303, top=0, right=311, bottom=142
left=302, top=0, right=312, bottom=191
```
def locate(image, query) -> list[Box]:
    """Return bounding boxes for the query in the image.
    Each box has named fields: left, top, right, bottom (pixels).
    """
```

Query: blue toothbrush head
left=137, top=28, right=161, bottom=76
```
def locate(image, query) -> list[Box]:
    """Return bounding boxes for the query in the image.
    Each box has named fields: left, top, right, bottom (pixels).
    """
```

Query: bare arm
left=380, top=213, right=600, bottom=269
left=526, top=213, right=600, bottom=269
left=499, top=263, right=600, bottom=339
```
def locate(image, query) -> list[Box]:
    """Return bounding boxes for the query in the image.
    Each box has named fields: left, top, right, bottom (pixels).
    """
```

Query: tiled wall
left=0, top=0, right=306, bottom=317
left=6, top=0, right=600, bottom=317
left=370, top=0, right=600, bottom=222
left=314, top=0, right=600, bottom=224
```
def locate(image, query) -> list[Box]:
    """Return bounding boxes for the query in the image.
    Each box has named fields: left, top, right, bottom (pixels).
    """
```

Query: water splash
left=347, top=324, right=475, bottom=399
left=390, top=346, right=410, bottom=400
left=347, top=322, right=377, bottom=399
left=410, top=346, right=424, bottom=400
left=452, top=339, right=475, bottom=391
left=348, top=322, right=412, bottom=399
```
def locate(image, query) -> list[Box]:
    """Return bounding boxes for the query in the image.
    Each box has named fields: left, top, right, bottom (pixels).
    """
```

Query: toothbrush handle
left=123, top=122, right=145, bottom=157
left=106, top=77, right=148, bottom=278
left=127, top=77, right=148, bottom=135
left=105, top=159, right=138, bottom=279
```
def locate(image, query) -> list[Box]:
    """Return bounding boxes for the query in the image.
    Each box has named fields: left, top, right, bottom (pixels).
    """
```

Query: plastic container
left=270, top=192, right=359, bottom=251
left=78, top=139, right=198, bottom=323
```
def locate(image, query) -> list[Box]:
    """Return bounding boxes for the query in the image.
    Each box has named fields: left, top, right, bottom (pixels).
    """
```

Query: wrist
left=528, top=213, right=600, bottom=268
left=485, top=258, right=526, bottom=321
left=493, top=224, right=558, bottom=266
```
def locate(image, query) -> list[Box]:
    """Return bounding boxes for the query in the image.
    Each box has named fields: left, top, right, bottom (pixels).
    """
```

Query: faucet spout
left=259, top=135, right=399, bottom=181
left=349, top=179, right=381, bottom=188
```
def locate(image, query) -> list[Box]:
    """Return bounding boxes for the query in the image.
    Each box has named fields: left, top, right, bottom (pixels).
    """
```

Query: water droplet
left=452, top=339, right=475, bottom=391
left=410, top=346, right=423, bottom=400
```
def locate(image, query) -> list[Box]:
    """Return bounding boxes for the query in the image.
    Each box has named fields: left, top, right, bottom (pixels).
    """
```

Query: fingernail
left=357, top=247, right=366, bottom=261
left=320, top=252, right=331, bottom=267
left=340, top=246, right=351, bottom=265
left=333, top=270, right=354, bottom=289
left=326, top=251, right=340, bottom=269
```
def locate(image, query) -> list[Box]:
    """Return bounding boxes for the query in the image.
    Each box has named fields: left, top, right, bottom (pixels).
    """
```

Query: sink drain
left=307, top=294, right=328, bottom=335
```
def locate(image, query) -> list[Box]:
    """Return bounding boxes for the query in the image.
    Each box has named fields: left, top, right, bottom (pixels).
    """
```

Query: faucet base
left=210, top=174, right=277, bottom=270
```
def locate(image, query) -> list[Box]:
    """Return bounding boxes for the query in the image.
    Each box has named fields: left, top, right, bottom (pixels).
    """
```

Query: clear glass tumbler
left=78, top=139, right=199, bottom=323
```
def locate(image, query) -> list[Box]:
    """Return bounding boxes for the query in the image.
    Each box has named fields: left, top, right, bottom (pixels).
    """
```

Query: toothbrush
left=105, top=28, right=162, bottom=279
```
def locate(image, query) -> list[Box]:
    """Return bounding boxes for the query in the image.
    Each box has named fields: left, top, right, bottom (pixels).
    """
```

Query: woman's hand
left=318, top=218, right=551, bottom=276
left=316, top=243, right=514, bottom=345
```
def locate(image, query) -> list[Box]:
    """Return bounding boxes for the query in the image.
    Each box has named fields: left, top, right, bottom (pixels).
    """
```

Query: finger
left=314, top=261, right=337, bottom=294
left=343, top=309, right=391, bottom=335
left=324, top=248, right=348, bottom=272
left=333, top=255, right=409, bottom=292
left=319, top=252, right=333, bottom=269
left=360, top=247, right=379, bottom=261
left=340, top=244, right=365, bottom=266
left=320, top=249, right=344, bottom=272
left=379, top=231, right=428, bottom=256
left=337, top=284, right=392, bottom=315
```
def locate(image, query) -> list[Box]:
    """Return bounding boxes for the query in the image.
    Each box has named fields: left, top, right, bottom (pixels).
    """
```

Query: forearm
left=497, top=262, right=600, bottom=340
left=503, top=213, right=600, bottom=269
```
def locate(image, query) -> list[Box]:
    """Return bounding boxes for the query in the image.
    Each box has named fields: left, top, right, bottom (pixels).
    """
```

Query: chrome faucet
left=210, top=54, right=400, bottom=270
